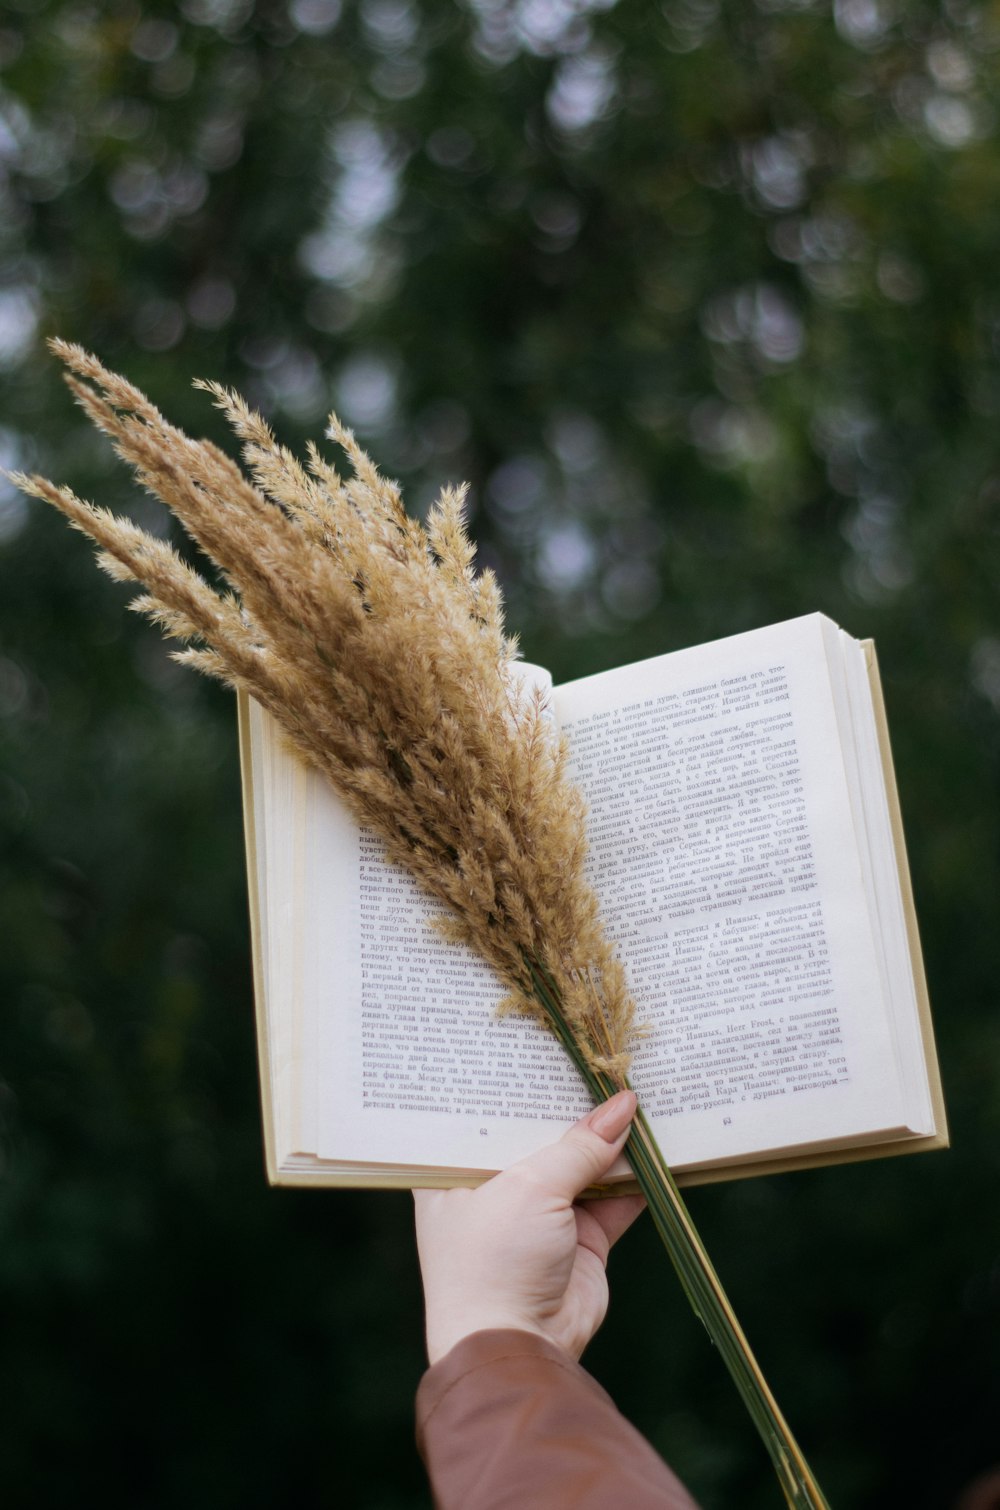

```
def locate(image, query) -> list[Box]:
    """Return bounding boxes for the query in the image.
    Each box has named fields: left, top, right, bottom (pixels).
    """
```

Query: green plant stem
left=525, top=962, right=830, bottom=1510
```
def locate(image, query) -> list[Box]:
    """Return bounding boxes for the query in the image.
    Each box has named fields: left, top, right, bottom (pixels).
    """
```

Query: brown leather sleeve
left=416, top=1329, right=700, bottom=1510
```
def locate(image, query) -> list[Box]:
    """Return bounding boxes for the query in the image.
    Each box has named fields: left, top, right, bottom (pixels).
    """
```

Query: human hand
left=413, top=1088, right=645, bottom=1365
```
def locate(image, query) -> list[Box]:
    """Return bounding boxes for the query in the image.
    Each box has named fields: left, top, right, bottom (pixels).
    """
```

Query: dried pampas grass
left=14, top=339, right=636, bottom=1081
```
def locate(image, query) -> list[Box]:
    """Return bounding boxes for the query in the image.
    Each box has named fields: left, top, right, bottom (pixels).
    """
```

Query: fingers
left=578, top=1192, right=647, bottom=1252
left=509, top=1089, right=638, bottom=1206
left=587, top=1090, right=638, bottom=1143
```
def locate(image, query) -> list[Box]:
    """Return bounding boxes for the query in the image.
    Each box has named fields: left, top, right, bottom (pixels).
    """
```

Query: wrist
left=425, top=1310, right=551, bottom=1366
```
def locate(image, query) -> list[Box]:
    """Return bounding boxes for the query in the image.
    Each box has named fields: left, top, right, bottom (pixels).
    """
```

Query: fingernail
left=588, top=1089, right=637, bottom=1142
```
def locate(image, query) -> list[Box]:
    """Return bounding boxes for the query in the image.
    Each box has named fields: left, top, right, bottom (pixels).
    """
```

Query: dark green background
left=1, top=2, right=998, bottom=1505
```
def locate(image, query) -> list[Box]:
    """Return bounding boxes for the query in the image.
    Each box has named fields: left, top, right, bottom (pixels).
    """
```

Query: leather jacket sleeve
left=416, top=1329, right=700, bottom=1509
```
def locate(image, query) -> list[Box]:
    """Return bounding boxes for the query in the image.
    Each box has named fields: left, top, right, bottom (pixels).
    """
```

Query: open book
left=238, top=613, right=947, bottom=1190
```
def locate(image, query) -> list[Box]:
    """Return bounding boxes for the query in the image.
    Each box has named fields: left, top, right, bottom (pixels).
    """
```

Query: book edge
left=861, top=641, right=949, bottom=1149
left=265, top=1127, right=948, bottom=1189
left=237, top=689, right=281, bottom=1187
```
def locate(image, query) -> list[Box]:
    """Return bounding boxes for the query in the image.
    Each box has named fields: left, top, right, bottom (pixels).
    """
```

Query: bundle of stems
left=15, top=341, right=828, bottom=1508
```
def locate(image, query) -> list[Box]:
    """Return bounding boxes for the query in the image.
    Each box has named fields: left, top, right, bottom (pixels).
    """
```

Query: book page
left=837, top=630, right=934, bottom=1132
left=246, top=699, right=311, bottom=1161
left=308, top=668, right=593, bottom=1171
left=555, top=613, right=911, bottom=1169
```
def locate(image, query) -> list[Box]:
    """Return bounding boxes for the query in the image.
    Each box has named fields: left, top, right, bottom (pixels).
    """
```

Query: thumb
left=511, top=1088, right=637, bottom=1205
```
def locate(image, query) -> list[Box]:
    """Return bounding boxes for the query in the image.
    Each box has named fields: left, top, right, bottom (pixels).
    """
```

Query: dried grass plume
left=13, top=340, right=637, bottom=1079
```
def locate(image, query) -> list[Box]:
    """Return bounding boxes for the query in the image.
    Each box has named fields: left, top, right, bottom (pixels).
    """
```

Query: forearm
left=416, top=1329, right=700, bottom=1510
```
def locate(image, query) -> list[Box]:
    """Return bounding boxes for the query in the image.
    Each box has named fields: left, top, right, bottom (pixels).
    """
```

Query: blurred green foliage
left=1, top=0, right=999, bottom=1505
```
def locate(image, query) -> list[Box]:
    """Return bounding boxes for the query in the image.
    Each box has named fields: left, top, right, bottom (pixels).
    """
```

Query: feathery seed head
left=12, top=342, right=638, bottom=1079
